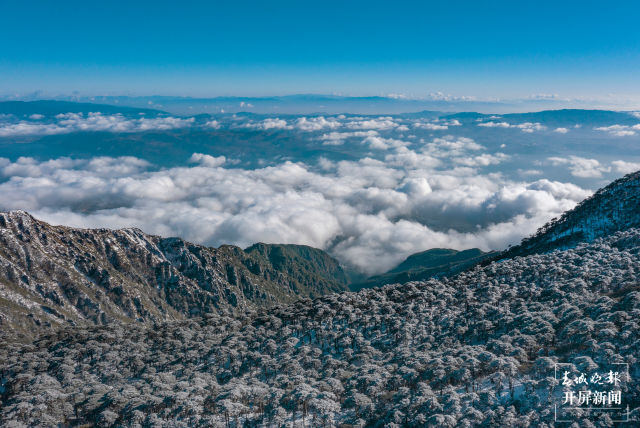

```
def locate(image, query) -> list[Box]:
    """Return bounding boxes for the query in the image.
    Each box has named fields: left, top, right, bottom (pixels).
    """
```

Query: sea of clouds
left=0, top=112, right=195, bottom=137
left=1, top=112, right=639, bottom=274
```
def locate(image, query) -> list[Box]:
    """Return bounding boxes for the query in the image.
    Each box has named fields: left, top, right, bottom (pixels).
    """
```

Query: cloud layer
left=545, top=156, right=611, bottom=178
left=594, top=124, right=640, bottom=136
left=0, top=138, right=592, bottom=275
left=477, top=121, right=547, bottom=132
left=2, top=110, right=638, bottom=276
left=0, top=112, right=198, bottom=137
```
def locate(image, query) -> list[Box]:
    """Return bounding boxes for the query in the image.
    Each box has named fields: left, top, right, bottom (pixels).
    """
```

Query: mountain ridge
left=3, top=224, right=640, bottom=426
left=483, top=169, right=640, bottom=264
left=350, top=248, right=492, bottom=291
left=0, top=100, right=165, bottom=117
left=0, top=211, right=349, bottom=342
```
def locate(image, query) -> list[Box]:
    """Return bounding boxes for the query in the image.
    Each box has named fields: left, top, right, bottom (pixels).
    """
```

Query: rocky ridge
left=0, top=211, right=349, bottom=342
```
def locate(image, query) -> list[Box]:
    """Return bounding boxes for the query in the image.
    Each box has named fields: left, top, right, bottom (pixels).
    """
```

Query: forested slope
left=2, top=229, right=640, bottom=427
left=488, top=170, right=640, bottom=263
left=244, top=243, right=351, bottom=296
left=351, top=248, right=490, bottom=291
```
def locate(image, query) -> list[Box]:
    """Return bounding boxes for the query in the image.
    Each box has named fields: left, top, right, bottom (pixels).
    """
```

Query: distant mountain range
left=0, top=100, right=164, bottom=117
left=2, top=100, right=637, bottom=129
left=444, top=108, right=640, bottom=127
left=4, top=96, right=637, bottom=115
left=3, top=101, right=639, bottom=171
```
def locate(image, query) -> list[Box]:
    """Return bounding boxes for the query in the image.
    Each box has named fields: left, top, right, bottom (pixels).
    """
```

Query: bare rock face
left=0, top=211, right=349, bottom=341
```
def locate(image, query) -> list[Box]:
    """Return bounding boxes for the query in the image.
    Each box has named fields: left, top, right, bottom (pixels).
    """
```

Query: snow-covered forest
left=2, top=227, right=640, bottom=427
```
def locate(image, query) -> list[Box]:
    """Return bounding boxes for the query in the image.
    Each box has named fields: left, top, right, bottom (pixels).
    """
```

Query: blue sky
left=2, top=0, right=640, bottom=99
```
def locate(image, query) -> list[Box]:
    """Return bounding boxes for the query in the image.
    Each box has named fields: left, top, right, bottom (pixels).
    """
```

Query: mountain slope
left=486, top=170, right=640, bottom=263
left=3, top=228, right=640, bottom=427
left=0, top=211, right=349, bottom=342
left=3, top=176, right=640, bottom=426
left=244, top=243, right=350, bottom=297
left=351, top=248, right=490, bottom=291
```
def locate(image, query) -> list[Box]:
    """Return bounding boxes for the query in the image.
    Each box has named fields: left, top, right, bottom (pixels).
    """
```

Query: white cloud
left=1, top=156, right=150, bottom=178
left=238, top=118, right=290, bottom=131
left=612, top=160, right=640, bottom=174
left=424, top=92, right=477, bottom=101
left=452, top=153, right=510, bottom=167
left=0, top=153, right=593, bottom=276
left=422, top=136, right=485, bottom=158
left=345, top=119, right=398, bottom=130
left=0, top=112, right=195, bottom=137
left=396, top=177, right=433, bottom=197
left=528, top=94, right=558, bottom=99
left=594, top=124, right=640, bottom=136
left=413, top=122, right=448, bottom=130
left=553, top=128, right=569, bottom=133
left=362, top=136, right=410, bottom=150
left=319, top=131, right=379, bottom=141
left=203, top=120, right=221, bottom=129
left=518, top=169, right=543, bottom=176
left=477, top=121, right=511, bottom=128
left=0, top=122, right=72, bottom=137
left=3, top=111, right=613, bottom=276
left=547, top=157, right=570, bottom=166
left=29, top=114, right=44, bottom=120
left=292, top=117, right=342, bottom=131
left=546, top=156, right=611, bottom=178
left=320, top=131, right=382, bottom=146
left=188, top=153, right=226, bottom=168
left=384, top=148, right=441, bottom=169
left=476, top=121, right=546, bottom=132
left=513, top=123, right=547, bottom=132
